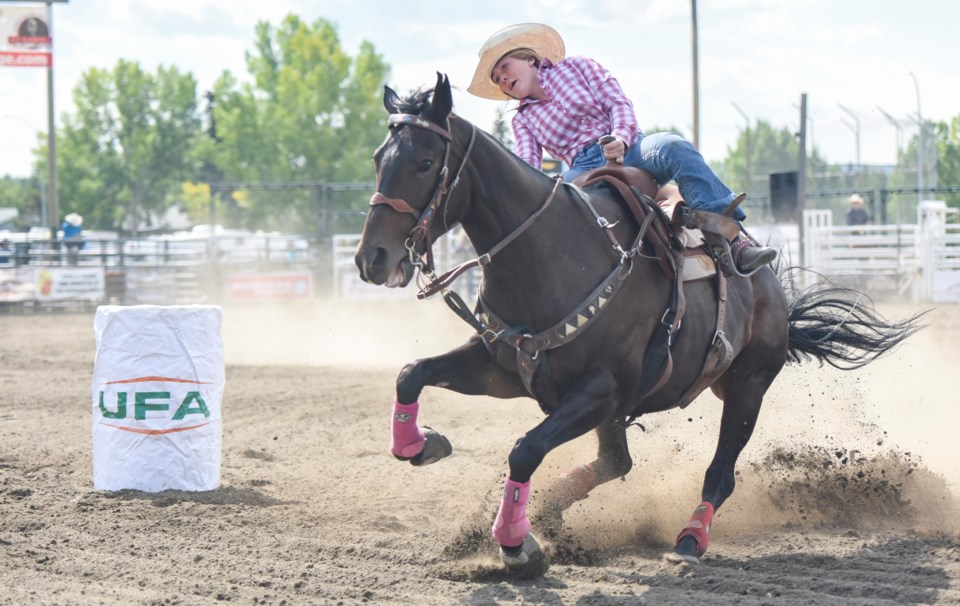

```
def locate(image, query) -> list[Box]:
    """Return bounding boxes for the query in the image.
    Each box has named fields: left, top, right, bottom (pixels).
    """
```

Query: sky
left=0, top=0, right=957, bottom=180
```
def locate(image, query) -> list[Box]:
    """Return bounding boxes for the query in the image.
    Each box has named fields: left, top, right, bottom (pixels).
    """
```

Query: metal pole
left=797, top=93, right=807, bottom=266
left=909, top=71, right=924, bottom=200
left=731, top=102, right=750, bottom=191
left=691, top=0, right=699, bottom=149
left=838, top=104, right=861, bottom=185
left=45, top=0, right=59, bottom=234
left=875, top=106, right=903, bottom=162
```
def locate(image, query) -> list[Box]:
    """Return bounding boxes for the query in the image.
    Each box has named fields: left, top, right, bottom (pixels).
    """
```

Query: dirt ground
left=2, top=295, right=960, bottom=605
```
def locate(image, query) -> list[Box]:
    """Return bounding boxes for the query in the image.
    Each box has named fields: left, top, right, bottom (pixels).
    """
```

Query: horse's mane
left=394, top=87, right=435, bottom=115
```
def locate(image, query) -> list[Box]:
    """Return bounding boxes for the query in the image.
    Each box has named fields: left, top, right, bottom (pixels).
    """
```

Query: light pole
left=691, top=0, right=700, bottom=149
left=731, top=102, right=750, bottom=191
left=875, top=106, right=903, bottom=164
left=792, top=103, right=815, bottom=160
left=838, top=104, right=861, bottom=183
left=909, top=71, right=924, bottom=199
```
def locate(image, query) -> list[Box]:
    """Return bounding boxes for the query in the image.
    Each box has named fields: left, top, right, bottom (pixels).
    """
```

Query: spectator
left=0, top=239, right=11, bottom=265
left=62, top=213, right=84, bottom=264
left=845, top=194, right=870, bottom=226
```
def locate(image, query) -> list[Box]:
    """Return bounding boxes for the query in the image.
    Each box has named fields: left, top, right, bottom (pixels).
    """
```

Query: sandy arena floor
left=1, top=295, right=959, bottom=604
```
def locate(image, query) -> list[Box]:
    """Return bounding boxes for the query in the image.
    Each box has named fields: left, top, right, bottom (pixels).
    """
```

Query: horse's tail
left=782, top=269, right=927, bottom=370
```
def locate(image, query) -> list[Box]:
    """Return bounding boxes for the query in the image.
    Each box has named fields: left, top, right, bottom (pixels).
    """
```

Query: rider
left=467, top=22, right=777, bottom=273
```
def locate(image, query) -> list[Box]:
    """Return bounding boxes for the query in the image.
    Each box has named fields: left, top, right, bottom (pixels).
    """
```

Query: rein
left=417, top=176, right=564, bottom=299
left=369, top=113, right=477, bottom=276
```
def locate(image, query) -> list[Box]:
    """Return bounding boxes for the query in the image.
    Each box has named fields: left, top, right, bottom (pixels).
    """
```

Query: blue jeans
left=562, top=132, right=745, bottom=221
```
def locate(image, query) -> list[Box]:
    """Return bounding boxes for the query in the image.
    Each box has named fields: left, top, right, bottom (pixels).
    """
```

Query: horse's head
left=355, top=72, right=466, bottom=287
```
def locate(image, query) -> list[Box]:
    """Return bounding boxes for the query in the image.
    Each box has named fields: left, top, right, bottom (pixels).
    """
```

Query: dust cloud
left=223, top=295, right=960, bottom=563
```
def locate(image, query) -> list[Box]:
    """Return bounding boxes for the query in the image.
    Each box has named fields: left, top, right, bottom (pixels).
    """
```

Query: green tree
left=492, top=106, right=513, bottom=149
left=204, top=15, right=390, bottom=231
left=934, top=117, right=960, bottom=207
left=47, top=60, right=201, bottom=232
left=0, top=177, right=43, bottom=227
left=721, top=120, right=800, bottom=195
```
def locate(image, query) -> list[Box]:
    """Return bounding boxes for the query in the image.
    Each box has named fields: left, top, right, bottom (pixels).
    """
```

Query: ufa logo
left=97, top=376, right=212, bottom=435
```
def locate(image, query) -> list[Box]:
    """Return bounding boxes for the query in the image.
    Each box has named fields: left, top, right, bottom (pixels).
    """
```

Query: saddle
left=574, top=164, right=737, bottom=410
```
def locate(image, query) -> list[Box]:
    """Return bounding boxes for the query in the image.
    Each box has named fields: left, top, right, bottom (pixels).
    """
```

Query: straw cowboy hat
left=64, top=212, right=83, bottom=227
left=848, top=194, right=865, bottom=206
left=468, top=23, right=565, bottom=100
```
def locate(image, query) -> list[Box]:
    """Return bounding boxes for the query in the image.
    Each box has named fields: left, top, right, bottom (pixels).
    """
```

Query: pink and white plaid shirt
left=511, top=56, right=640, bottom=169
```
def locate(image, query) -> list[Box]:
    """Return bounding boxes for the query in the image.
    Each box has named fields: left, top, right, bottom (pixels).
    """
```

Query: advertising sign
left=226, top=272, right=313, bottom=301
left=0, top=4, right=52, bottom=68
left=35, top=267, right=105, bottom=301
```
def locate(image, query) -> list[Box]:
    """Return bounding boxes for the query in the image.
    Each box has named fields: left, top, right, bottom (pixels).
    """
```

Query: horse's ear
left=383, top=85, right=401, bottom=114
left=431, top=72, right=452, bottom=120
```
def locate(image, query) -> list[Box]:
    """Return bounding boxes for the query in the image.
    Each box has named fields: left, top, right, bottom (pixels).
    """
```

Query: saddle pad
left=683, top=252, right=716, bottom=282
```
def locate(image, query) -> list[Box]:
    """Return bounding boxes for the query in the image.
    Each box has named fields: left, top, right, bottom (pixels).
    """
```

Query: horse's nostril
left=356, top=246, right=388, bottom=282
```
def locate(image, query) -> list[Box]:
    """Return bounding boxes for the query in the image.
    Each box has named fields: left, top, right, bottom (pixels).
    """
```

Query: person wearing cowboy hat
left=61, top=212, right=84, bottom=264
left=845, top=194, right=870, bottom=226
left=468, top=23, right=776, bottom=273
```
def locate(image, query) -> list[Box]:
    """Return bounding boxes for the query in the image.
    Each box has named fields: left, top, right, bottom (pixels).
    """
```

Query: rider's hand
left=599, top=136, right=626, bottom=163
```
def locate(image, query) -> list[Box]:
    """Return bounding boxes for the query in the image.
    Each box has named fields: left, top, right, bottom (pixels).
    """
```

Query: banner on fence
left=225, top=272, right=313, bottom=301
left=35, top=267, right=105, bottom=301
left=0, top=268, right=34, bottom=301
left=0, top=267, right=104, bottom=301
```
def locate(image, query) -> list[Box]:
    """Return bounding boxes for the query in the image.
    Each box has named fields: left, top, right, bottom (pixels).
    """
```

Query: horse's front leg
left=494, top=366, right=620, bottom=572
left=392, top=334, right=527, bottom=466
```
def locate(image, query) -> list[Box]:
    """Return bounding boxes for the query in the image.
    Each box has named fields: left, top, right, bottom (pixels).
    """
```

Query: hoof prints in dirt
left=95, top=486, right=294, bottom=508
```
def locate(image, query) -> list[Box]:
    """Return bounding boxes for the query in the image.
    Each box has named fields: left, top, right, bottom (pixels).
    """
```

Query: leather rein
left=369, top=113, right=475, bottom=280
left=369, top=112, right=564, bottom=301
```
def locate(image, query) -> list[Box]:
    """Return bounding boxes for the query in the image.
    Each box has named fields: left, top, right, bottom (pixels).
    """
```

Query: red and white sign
left=226, top=272, right=313, bottom=301
left=0, top=5, right=52, bottom=69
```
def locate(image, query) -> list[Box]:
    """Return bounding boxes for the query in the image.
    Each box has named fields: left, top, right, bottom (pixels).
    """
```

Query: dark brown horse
left=354, top=73, right=922, bottom=575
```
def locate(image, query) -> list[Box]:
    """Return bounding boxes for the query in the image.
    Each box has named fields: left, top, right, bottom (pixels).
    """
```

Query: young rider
left=467, top=23, right=776, bottom=273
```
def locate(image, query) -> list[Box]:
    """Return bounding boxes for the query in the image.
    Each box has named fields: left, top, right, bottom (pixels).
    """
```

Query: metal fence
left=0, top=230, right=322, bottom=312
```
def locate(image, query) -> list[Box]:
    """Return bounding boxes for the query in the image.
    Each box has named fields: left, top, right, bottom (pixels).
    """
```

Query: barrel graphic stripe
left=101, top=422, right=211, bottom=435
left=105, top=376, right=210, bottom=385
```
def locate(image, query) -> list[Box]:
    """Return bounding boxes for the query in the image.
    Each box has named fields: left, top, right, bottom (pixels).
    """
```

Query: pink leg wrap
left=675, top=501, right=716, bottom=557
left=390, top=399, right=425, bottom=458
left=492, top=478, right=532, bottom=548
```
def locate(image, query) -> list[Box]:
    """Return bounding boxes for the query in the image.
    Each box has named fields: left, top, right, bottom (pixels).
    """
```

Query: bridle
left=369, top=113, right=477, bottom=278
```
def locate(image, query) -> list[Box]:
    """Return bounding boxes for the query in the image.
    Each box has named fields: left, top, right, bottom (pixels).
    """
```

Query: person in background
left=62, top=213, right=84, bottom=264
left=0, top=239, right=11, bottom=265
left=467, top=22, right=777, bottom=273
left=845, top=194, right=870, bottom=226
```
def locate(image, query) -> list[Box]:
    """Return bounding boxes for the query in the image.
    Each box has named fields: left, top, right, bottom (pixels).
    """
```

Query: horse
left=354, top=73, right=923, bottom=575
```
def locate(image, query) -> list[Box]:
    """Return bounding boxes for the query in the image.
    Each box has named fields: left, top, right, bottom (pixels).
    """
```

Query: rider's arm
left=512, top=115, right=544, bottom=170
left=571, top=56, right=639, bottom=150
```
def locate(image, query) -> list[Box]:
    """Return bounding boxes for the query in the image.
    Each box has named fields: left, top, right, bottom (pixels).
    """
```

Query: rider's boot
left=733, top=239, right=777, bottom=273
left=680, top=204, right=776, bottom=276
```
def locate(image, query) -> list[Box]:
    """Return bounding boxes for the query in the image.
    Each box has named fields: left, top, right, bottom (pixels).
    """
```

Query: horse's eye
left=417, top=159, right=434, bottom=173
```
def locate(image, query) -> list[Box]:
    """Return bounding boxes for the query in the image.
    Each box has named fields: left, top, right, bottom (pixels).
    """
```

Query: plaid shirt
left=512, top=56, right=640, bottom=169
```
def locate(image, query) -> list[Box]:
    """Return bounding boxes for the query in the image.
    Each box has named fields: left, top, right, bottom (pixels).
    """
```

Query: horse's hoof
left=409, top=428, right=452, bottom=466
left=665, top=534, right=704, bottom=565
left=664, top=551, right=701, bottom=565
left=498, top=534, right=550, bottom=577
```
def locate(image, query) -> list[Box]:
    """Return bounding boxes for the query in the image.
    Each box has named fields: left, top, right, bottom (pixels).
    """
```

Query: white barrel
left=92, top=305, right=224, bottom=491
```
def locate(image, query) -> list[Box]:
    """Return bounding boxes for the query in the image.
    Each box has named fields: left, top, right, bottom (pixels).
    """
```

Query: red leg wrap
left=675, top=501, right=715, bottom=558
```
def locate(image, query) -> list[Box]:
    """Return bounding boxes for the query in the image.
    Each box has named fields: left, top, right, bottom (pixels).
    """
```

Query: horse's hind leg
left=669, top=378, right=773, bottom=564
left=546, top=420, right=633, bottom=510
